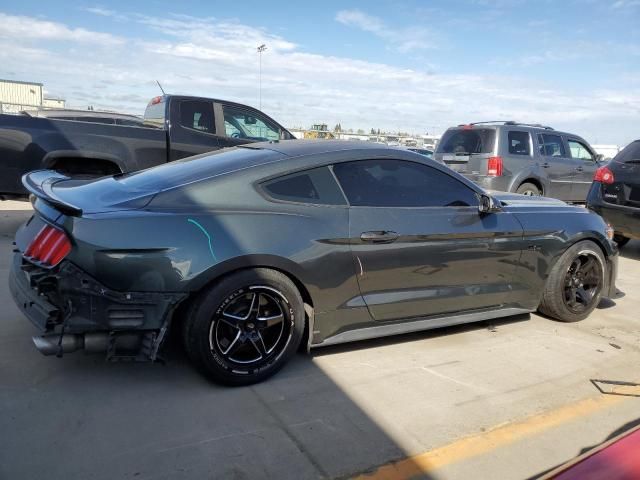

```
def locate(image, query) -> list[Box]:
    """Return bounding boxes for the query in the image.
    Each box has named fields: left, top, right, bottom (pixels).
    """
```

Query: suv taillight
left=24, top=224, right=72, bottom=267
left=487, top=156, right=503, bottom=177
left=594, top=166, right=614, bottom=184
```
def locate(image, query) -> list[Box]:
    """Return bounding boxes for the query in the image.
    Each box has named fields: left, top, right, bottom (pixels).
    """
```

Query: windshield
left=437, top=128, right=497, bottom=154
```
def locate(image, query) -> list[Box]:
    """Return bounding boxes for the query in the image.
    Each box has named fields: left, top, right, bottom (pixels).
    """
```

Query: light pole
left=257, top=44, right=267, bottom=110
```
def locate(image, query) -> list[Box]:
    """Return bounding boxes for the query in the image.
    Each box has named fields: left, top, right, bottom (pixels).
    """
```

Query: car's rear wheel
left=516, top=182, right=542, bottom=196
left=613, top=234, right=630, bottom=248
left=182, top=268, right=305, bottom=386
left=538, top=240, right=605, bottom=322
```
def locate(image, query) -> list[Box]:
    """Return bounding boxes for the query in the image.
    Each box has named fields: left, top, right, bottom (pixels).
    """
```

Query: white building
left=0, top=79, right=65, bottom=113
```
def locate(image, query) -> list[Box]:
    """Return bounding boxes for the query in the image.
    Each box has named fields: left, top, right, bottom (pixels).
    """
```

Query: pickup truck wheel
left=538, top=240, right=605, bottom=322
left=182, top=268, right=305, bottom=386
left=516, top=182, right=541, bottom=196
left=613, top=234, right=630, bottom=248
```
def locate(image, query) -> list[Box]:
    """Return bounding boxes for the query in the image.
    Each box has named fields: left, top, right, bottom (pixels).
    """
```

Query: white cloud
left=82, top=6, right=128, bottom=22
left=335, top=9, right=436, bottom=53
left=0, top=12, right=124, bottom=45
left=1, top=11, right=638, bottom=145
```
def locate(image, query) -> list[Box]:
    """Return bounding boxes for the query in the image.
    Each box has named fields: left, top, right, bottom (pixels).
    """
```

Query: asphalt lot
left=1, top=201, right=640, bottom=480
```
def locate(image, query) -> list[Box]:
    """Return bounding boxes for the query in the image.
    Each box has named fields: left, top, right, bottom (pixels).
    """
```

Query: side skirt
left=312, top=307, right=532, bottom=349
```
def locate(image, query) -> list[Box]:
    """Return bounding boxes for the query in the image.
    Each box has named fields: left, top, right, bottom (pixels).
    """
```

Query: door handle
left=360, top=231, right=400, bottom=243
left=541, top=162, right=550, bottom=168
left=575, top=166, right=584, bottom=172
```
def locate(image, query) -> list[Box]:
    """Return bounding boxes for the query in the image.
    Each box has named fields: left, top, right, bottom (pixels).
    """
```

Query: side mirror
left=478, top=194, right=500, bottom=214
left=595, top=153, right=604, bottom=163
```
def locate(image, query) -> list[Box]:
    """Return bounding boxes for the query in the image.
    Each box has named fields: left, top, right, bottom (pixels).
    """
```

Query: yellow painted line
left=353, top=393, right=628, bottom=480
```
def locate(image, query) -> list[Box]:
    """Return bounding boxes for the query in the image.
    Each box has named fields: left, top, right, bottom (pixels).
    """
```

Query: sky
left=0, top=0, right=638, bottom=145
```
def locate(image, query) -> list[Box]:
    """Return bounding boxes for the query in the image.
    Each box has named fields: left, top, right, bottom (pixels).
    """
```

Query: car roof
left=241, top=139, right=396, bottom=157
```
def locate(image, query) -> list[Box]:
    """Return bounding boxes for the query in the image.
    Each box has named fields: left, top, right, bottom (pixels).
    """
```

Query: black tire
left=182, top=268, right=305, bottom=386
left=538, top=240, right=606, bottom=322
left=614, top=234, right=630, bottom=248
left=516, top=182, right=541, bottom=196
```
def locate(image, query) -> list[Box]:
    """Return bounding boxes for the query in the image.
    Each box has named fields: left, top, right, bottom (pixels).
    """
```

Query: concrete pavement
left=1, top=201, right=639, bottom=480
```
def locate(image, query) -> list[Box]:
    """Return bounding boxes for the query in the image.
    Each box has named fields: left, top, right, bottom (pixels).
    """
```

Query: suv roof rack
left=457, top=121, right=554, bottom=130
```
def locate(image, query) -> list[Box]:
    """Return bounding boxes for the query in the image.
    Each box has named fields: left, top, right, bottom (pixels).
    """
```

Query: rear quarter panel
left=65, top=176, right=360, bottom=318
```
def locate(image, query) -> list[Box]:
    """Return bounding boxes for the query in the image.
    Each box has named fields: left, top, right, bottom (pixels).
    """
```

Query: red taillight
left=487, top=156, right=503, bottom=177
left=594, top=166, right=614, bottom=184
left=24, top=225, right=71, bottom=267
left=149, top=95, right=163, bottom=105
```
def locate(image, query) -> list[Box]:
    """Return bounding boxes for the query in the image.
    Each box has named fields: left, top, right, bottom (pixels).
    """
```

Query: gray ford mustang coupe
left=10, top=141, right=618, bottom=385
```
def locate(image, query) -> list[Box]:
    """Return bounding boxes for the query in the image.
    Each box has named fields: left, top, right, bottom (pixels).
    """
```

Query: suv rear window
left=438, top=128, right=496, bottom=154
left=613, top=141, right=640, bottom=164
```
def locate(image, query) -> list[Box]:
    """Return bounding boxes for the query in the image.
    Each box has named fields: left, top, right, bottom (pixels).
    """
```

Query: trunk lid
left=23, top=170, right=156, bottom=216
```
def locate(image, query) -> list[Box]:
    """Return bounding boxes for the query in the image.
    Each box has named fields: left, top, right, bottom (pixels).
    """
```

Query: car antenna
left=156, top=80, right=166, bottom=95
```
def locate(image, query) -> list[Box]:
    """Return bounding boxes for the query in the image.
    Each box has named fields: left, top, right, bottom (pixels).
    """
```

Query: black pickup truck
left=0, top=95, right=294, bottom=198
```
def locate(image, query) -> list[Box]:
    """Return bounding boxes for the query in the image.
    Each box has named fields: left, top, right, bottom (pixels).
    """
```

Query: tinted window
left=438, top=129, right=496, bottom=154
left=508, top=131, right=531, bottom=155
left=179, top=100, right=214, bottom=134
left=333, top=160, right=478, bottom=207
left=538, top=134, right=566, bottom=157
left=262, top=166, right=345, bottom=205
left=612, top=141, right=640, bottom=164
left=224, top=105, right=280, bottom=141
left=568, top=139, right=595, bottom=162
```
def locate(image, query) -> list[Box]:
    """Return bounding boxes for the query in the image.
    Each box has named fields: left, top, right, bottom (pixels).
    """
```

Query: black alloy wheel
left=210, top=287, right=291, bottom=366
left=562, top=253, right=603, bottom=314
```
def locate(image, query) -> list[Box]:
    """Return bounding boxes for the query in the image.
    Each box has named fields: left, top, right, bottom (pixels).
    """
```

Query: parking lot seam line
left=351, top=392, right=630, bottom=480
left=250, top=386, right=331, bottom=479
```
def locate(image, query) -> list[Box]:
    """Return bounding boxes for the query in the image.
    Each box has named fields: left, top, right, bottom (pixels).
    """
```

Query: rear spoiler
left=22, top=170, right=83, bottom=216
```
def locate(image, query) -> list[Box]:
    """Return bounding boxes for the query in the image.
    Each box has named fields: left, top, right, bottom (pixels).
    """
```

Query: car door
left=217, top=103, right=284, bottom=148
left=536, top=133, right=574, bottom=200
left=567, top=138, right=599, bottom=201
left=168, top=99, right=221, bottom=161
left=331, top=159, right=524, bottom=322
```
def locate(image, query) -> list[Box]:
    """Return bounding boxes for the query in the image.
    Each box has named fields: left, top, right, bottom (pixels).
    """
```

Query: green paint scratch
left=187, top=218, right=218, bottom=262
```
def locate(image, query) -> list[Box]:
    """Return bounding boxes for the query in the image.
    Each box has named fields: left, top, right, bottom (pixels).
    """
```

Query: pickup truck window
left=223, top=105, right=280, bottom=141
left=179, top=100, right=215, bottom=134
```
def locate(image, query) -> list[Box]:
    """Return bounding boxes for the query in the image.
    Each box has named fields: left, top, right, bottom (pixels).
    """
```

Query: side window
left=223, top=105, right=281, bottom=141
left=262, top=166, right=346, bottom=205
left=179, top=100, right=215, bottom=134
left=508, top=131, right=531, bottom=155
left=568, top=139, right=595, bottom=162
left=537, top=134, right=566, bottom=157
left=332, top=159, right=478, bottom=208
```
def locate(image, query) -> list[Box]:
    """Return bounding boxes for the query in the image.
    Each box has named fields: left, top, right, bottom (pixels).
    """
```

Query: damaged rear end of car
left=10, top=170, right=186, bottom=361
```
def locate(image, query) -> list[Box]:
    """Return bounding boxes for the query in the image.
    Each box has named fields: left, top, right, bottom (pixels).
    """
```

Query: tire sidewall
left=516, top=182, right=541, bottom=196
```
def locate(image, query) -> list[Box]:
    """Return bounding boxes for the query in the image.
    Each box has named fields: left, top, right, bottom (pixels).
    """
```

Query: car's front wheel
left=538, top=240, right=605, bottom=322
left=182, top=268, right=305, bottom=385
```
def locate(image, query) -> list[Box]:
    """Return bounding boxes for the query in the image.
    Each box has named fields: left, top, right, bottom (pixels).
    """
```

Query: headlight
left=605, top=223, right=614, bottom=241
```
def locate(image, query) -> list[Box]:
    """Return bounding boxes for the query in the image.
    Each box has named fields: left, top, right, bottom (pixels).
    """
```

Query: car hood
left=489, top=191, right=568, bottom=207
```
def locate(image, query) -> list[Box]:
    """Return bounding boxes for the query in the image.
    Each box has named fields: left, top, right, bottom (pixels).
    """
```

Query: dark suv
left=587, top=140, right=640, bottom=247
left=433, top=121, right=603, bottom=202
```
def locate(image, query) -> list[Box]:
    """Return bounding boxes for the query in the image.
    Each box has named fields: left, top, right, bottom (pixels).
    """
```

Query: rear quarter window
left=437, top=128, right=496, bottom=154
left=262, top=166, right=346, bottom=205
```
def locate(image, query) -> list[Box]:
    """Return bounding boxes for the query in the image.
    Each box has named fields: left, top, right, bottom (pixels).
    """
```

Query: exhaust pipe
left=32, top=333, right=110, bottom=356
